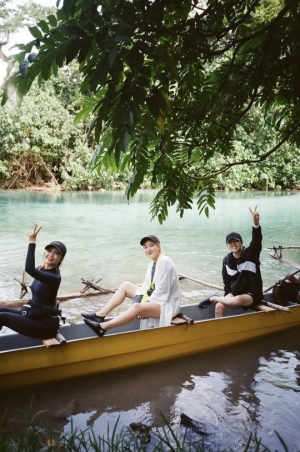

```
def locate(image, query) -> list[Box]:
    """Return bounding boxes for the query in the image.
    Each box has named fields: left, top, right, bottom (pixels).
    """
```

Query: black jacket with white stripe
left=222, top=226, right=263, bottom=304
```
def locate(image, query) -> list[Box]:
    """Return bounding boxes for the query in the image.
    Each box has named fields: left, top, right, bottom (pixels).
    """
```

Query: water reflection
left=1, top=329, right=300, bottom=450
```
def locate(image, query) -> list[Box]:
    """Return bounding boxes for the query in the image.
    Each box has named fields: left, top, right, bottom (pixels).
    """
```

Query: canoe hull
left=1, top=302, right=300, bottom=390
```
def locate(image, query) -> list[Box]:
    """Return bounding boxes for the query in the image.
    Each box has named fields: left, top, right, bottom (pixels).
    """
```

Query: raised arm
left=249, top=206, right=259, bottom=226
left=248, top=206, right=262, bottom=257
left=25, top=224, right=61, bottom=283
left=27, top=224, right=42, bottom=243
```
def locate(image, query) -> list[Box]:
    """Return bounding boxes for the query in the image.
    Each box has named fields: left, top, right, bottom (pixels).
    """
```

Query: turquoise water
left=1, top=189, right=300, bottom=451
left=1, top=189, right=299, bottom=302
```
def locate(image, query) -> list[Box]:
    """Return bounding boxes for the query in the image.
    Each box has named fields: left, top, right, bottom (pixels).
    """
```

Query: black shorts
left=242, top=292, right=262, bottom=310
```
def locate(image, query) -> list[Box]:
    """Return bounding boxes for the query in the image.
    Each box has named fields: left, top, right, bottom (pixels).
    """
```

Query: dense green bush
left=0, top=78, right=131, bottom=190
left=201, top=107, right=300, bottom=192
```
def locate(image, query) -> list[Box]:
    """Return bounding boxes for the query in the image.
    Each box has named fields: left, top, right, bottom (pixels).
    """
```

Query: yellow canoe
left=1, top=297, right=300, bottom=390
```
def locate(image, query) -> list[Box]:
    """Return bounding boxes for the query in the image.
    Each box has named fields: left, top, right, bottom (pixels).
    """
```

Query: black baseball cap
left=140, top=235, right=160, bottom=246
left=226, top=232, right=242, bottom=243
left=45, top=241, right=67, bottom=256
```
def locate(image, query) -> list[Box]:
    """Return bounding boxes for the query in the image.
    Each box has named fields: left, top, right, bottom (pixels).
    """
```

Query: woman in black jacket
left=0, top=224, right=66, bottom=339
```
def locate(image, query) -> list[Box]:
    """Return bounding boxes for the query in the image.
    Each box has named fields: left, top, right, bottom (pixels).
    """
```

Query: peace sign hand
left=249, top=206, right=259, bottom=226
left=27, top=224, right=42, bottom=243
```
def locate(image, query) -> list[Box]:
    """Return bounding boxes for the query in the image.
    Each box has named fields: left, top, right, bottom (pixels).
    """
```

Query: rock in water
left=52, top=398, right=77, bottom=419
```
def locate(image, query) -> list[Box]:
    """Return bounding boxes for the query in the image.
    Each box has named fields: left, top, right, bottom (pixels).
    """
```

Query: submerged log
left=269, top=253, right=300, bottom=269
left=0, top=291, right=108, bottom=308
left=0, top=277, right=117, bottom=308
left=81, top=278, right=116, bottom=294
left=268, top=245, right=300, bottom=269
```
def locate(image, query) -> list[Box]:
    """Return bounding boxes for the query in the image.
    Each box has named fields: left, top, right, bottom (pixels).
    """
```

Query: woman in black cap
left=198, top=206, right=263, bottom=317
left=81, top=234, right=181, bottom=337
left=0, top=224, right=66, bottom=339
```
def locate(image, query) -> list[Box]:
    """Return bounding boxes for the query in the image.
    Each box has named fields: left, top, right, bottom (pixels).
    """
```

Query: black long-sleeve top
left=222, top=226, right=263, bottom=302
left=25, top=243, right=61, bottom=308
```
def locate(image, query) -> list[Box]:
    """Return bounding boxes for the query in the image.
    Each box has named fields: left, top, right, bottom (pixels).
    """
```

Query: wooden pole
left=264, top=301, right=291, bottom=313
left=179, top=273, right=292, bottom=313
left=263, top=268, right=300, bottom=293
left=178, top=273, right=223, bottom=291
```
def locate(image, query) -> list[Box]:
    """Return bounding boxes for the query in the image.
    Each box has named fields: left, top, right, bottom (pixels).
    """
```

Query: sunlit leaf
left=28, top=26, right=43, bottom=40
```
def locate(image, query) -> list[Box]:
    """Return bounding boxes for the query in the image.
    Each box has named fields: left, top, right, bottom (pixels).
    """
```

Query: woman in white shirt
left=81, top=235, right=181, bottom=337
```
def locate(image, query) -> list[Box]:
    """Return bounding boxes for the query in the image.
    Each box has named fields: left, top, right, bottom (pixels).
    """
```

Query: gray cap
left=140, top=235, right=160, bottom=246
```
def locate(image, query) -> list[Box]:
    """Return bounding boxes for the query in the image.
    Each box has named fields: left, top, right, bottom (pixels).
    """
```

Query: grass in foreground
left=0, top=408, right=290, bottom=452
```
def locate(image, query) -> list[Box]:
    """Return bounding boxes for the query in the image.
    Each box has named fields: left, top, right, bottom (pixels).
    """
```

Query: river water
left=0, top=189, right=300, bottom=450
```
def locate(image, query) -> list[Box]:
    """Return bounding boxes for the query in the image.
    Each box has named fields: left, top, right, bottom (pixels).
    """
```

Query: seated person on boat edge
left=198, top=206, right=263, bottom=318
left=273, top=274, right=300, bottom=306
left=0, top=224, right=66, bottom=340
left=81, top=234, right=181, bottom=337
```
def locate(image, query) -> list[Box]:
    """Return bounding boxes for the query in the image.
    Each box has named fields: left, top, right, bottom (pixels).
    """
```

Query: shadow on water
left=1, top=327, right=300, bottom=451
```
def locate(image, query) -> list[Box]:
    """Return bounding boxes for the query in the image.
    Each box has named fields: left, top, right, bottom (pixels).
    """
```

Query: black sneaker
left=81, top=312, right=105, bottom=323
left=84, top=319, right=106, bottom=337
left=198, top=296, right=215, bottom=309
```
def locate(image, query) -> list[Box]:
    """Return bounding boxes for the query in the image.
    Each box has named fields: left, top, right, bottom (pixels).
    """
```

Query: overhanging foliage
left=2, top=0, right=300, bottom=222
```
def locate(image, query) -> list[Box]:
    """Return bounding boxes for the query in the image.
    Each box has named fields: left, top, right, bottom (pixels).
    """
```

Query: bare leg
left=210, top=294, right=253, bottom=318
left=100, top=301, right=161, bottom=331
left=96, top=281, right=138, bottom=317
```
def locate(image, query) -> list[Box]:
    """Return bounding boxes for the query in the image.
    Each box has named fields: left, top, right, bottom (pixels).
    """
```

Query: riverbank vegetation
left=1, top=0, right=300, bottom=221
left=1, top=73, right=299, bottom=194
left=0, top=410, right=291, bottom=452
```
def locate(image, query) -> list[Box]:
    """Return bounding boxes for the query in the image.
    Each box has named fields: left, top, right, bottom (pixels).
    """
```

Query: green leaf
left=127, top=46, right=144, bottom=79
left=65, top=40, right=82, bottom=64
left=38, top=52, right=57, bottom=80
left=52, top=60, right=58, bottom=77
left=55, top=42, right=68, bottom=67
left=66, top=25, right=88, bottom=38
left=109, top=42, right=118, bottom=67
left=146, top=96, right=159, bottom=120
left=78, top=38, right=93, bottom=63
left=28, top=26, right=43, bottom=40
left=115, top=35, right=131, bottom=44
left=74, top=104, right=94, bottom=123
left=37, top=20, right=50, bottom=34
left=40, top=63, right=51, bottom=80
left=47, top=15, right=57, bottom=27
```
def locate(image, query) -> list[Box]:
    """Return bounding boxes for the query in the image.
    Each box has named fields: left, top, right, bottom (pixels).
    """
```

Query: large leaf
left=127, top=46, right=144, bottom=79
left=28, top=26, right=43, bottom=40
